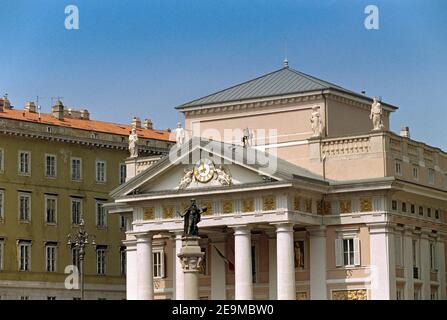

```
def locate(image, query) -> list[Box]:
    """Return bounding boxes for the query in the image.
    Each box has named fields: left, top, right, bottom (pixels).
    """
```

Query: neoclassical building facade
left=109, top=64, right=447, bottom=300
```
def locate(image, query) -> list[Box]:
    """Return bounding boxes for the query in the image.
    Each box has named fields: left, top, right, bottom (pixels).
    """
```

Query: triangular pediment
left=111, top=138, right=325, bottom=198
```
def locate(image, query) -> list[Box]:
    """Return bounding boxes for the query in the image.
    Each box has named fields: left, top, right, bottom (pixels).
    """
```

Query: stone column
left=275, top=223, right=296, bottom=300
left=267, top=231, right=277, bottom=300
left=124, top=240, right=138, bottom=300
left=173, top=231, right=184, bottom=300
left=135, top=233, right=154, bottom=300
left=420, top=229, right=431, bottom=300
left=177, top=236, right=204, bottom=300
left=403, top=227, right=415, bottom=300
left=210, top=235, right=227, bottom=300
left=232, top=225, right=253, bottom=300
left=368, top=223, right=396, bottom=300
left=309, top=226, right=327, bottom=300
left=437, top=236, right=446, bottom=300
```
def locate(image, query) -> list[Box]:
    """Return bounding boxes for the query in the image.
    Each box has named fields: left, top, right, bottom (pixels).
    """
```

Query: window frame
left=70, top=157, right=82, bottom=181
left=45, top=245, right=57, bottom=272
left=70, top=198, right=82, bottom=225
left=95, top=200, right=107, bottom=228
left=96, top=247, right=107, bottom=275
left=429, top=242, right=438, bottom=272
left=428, top=168, right=435, bottom=185
left=0, top=148, right=4, bottom=173
left=119, top=163, right=126, bottom=184
left=335, top=230, right=361, bottom=268
left=95, top=160, right=107, bottom=183
left=18, top=241, right=31, bottom=271
left=120, top=247, right=126, bottom=276
left=44, top=195, right=57, bottom=224
left=0, top=190, right=4, bottom=221
left=18, top=192, right=31, bottom=222
left=44, top=154, right=57, bottom=178
left=0, top=239, right=4, bottom=271
left=18, top=151, right=31, bottom=176
left=153, top=249, right=165, bottom=278
left=394, top=160, right=402, bottom=176
left=412, top=165, right=419, bottom=181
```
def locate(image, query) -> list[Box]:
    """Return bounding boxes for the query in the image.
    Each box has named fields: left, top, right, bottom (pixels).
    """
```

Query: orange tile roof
left=0, top=107, right=173, bottom=142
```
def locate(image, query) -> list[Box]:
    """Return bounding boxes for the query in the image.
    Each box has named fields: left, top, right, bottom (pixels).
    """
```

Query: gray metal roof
left=177, top=66, right=376, bottom=109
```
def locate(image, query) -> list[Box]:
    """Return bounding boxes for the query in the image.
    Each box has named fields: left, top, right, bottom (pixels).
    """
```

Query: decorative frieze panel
left=242, top=198, right=254, bottom=213
left=321, top=137, right=370, bottom=157
left=163, top=205, right=174, bottom=219
left=360, top=198, right=372, bottom=212
left=201, top=201, right=213, bottom=216
left=262, top=196, right=276, bottom=211
left=222, top=200, right=233, bottom=214
left=332, top=289, right=367, bottom=300
left=143, top=207, right=154, bottom=220
left=304, top=199, right=313, bottom=213
left=339, top=200, right=352, bottom=214
left=317, top=201, right=331, bottom=215
left=293, top=197, right=301, bottom=211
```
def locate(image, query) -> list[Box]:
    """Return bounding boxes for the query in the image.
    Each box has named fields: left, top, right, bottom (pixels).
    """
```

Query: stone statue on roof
left=370, top=97, right=384, bottom=131
left=129, top=127, right=139, bottom=158
left=175, top=122, right=186, bottom=146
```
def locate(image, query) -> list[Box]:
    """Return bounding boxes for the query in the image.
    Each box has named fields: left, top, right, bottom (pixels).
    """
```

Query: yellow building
left=0, top=96, right=173, bottom=300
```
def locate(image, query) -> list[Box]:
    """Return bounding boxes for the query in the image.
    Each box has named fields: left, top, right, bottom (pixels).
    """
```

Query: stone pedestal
left=177, top=236, right=204, bottom=300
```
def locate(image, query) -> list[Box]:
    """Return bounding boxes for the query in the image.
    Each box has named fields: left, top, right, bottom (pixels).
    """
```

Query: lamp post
left=67, top=219, right=96, bottom=300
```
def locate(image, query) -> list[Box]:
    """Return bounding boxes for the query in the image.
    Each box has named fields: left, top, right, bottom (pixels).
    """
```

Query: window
left=0, top=239, right=4, bottom=271
left=412, top=166, right=419, bottom=180
left=71, top=247, right=80, bottom=270
left=335, top=236, right=360, bottom=267
left=427, top=208, right=432, bottom=218
left=430, top=242, right=437, bottom=271
left=391, top=200, right=397, bottom=211
left=412, top=239, right=419, bottom=279
left=153, top=250, right=164, bottom=278
left=45, top=154, right=56, bottom=177
left=47, top=296, right=56, bottom=300
left=18, top=151, right=31, bottom=175
left=119, top=163, right=126, bottom=184
left=120, top=216, right=126, bottom=230
left=435, top=209, right=440, bottom=220
left=396, top=289, right=404, bottom=300
left=20, top=296, right=29, bottom=300
left=18, top=193, right=31, bottom=221
left=0, top=148, right=4, bottom=172
left=410, top=204, right=415, bottom=214
left=251, top=245, right=257, bottom=283
left=96, top=201, right=106, bottom=228
left=418, top=206, right=424, bottom=216
left=395, top=234, right=403, bottom=267
left=45, top=245, right=57, bottom=272
left=96, top=246, right=107, bottom=275
left=95, top=160, right=106, bottom=183
left=19, top=241, right=31, bottom=271
left=45, top=196, right=57, bottom=224
left=71, top=158, right=82, bottom=181
left=401, top=202, right=407, bottom=213
left=120, top=247, right=126, bottom=276
left=428, top=168, right=435, bottom=185
left=395, top=160, right=402, bottom=176
left=71, top=199, right=82, bottom=225
left=0, top=190, right=4, bottom=220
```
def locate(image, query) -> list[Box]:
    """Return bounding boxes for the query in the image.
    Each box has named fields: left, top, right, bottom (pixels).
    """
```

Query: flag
left=212, top=245, right=234, bottom=271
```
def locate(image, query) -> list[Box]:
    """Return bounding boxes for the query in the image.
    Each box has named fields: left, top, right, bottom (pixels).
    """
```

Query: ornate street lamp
left=67, top=219, right=96, bottom=300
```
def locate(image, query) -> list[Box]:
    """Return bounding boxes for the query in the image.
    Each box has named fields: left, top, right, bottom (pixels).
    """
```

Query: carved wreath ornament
left=177, top=159, right=232, bottom=190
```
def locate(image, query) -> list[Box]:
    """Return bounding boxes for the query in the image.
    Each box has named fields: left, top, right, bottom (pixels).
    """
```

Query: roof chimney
left=25, top=101, right=37, bottom=113
left=80, top=109, right=90, bottom=120
left=144, top=118, right=153, bottom=130
left=400, top=126, right=410, bottom=139
left=51, top=100, right=64, bottom=120
left=132, top=116, right=141, bottom=129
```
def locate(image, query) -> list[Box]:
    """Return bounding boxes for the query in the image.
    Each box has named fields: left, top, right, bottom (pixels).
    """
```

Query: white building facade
left=108, top=65, right=447, bottom=300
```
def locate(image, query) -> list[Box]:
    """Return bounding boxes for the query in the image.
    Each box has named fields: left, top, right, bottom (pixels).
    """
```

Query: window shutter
left=162, top=252, right=166, bottom=278
left=335, top=239, right=343, bottom=267
left=354, top=238, right=361, bottom=266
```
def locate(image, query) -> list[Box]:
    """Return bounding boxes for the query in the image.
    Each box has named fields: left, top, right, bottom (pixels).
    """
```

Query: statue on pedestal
left=370, top=97, right=384, bottom=131
left=175, top=122, right=186, bottom=146
left=310, top=106, right=324, bottom=137
left=128, top=127, right=139, bottom=158
left=180, top=199, right=207, bottom=236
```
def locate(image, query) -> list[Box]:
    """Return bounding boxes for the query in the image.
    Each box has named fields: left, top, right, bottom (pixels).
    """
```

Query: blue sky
left=0, top=0, right=446, bottom=149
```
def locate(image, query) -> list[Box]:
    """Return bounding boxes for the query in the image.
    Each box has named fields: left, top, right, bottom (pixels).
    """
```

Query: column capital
left=367, top=222, right=396, bottom=234
left=271, top=222, right=294, bottom=233
left=170, top=229, right=184, bottom=239
left=420, top=228, right=433, bottom=239
left=122, top=239, right=137, bottom=249
left=134, top=232, right=153, bottom=242
left=229, top=224, right=252, bottom=235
